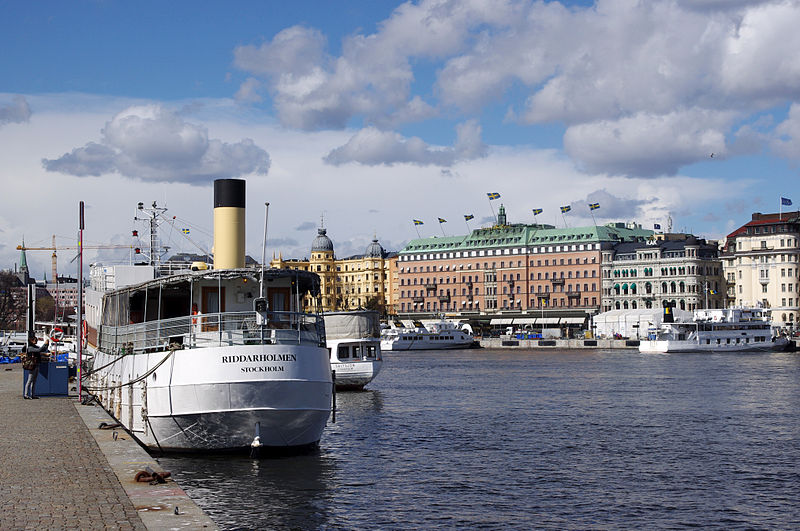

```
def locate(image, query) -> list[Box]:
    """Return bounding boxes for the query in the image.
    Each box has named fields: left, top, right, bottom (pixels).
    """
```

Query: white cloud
left=233, top=2, right=517, bottom=130
left=323, top=120, right=486, bottom=167
left=42, top=104, right=270, bottom=184
left=564, top=109, right=732, bottom=177
left=230, top=0, right=800, bottom=176
left=771, top=103, right=800, bottom=160
left=0, top=95, right=31, bottom=126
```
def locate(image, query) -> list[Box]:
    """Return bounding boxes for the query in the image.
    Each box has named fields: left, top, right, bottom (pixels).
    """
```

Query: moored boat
left=380, top=317, right=475, bottom=351
left=639, top=307, right=791, bottom=353
left=83, top=179, right=332, bottom=453
left=323, top=310, right=382, bottom=390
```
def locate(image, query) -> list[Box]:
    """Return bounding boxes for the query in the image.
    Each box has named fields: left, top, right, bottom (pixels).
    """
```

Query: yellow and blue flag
left=181, top=228, right=190, bottom=234
left=532, top=208, right=543, bottom=215
left=438, top=217, right=447, bottom=224
left=464, top=214, right=474, bottom=221
left=487, top=192, right=501, bottom=200
left=560, top=205, right=571, bottom=213
left=589, top=202, right=600, bottom=211
left=413, top=219, right=424, bottom=226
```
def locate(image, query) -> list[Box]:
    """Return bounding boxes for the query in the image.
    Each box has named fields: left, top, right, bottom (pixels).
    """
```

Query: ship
left=380, top=316, right=475, bottom=351
left=83, top=179, right=332, bottom=453
left=323, top=310, right=382, bottom=390
left=639, top=306, right=791, bottom=354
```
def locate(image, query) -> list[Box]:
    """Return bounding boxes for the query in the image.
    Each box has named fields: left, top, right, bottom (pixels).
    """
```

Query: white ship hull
left=639, top=337, right=791, bottom=354
left=380, top=337, right=474, bottom=351
left=331, top=359, right=382, bottom=389
left=89, top=343, right=332, bottom=452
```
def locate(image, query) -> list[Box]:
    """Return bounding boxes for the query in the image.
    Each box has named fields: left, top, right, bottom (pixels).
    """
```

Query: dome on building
left=311, top=228, right=334, bottom=253
left=365, top=238, right=385, bottom=258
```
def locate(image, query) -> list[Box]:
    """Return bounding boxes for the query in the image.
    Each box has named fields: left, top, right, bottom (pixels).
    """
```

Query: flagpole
left=439, top=220, right=447, bottom=236
left=488, top=200, right=497, bottom=224
left=780, top=197, right=783, bottom=221
left=414, top=223, right=421, bottom=238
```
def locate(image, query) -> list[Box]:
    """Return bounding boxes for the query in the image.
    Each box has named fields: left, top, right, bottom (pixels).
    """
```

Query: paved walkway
left=0, top=364, right=145, bottom=530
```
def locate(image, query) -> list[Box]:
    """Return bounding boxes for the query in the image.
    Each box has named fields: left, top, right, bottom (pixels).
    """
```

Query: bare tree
left=0, top=271, right=24, bottom=330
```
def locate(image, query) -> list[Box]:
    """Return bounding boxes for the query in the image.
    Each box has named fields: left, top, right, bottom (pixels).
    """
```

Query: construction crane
left=17, top=235, right=136, bottom=282
left=17, top=236, right=137, bottom=335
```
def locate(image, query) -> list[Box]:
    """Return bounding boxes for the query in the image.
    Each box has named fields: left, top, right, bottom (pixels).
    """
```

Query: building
left=271, top=228, right=397, bottom=314
left=722, top=211, right=800, bottom=328
left=600, top=235, right=725, bottom=313
left=397, top=205, right=653, bottom=320
left=45, top=276, right=81, bottom=316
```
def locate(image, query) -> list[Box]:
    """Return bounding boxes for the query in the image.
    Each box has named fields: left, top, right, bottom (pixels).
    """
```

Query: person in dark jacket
left=23, top=336, right=49, bottom=399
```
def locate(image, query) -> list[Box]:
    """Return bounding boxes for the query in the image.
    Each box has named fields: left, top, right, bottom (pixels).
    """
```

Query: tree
left=364, top=296, right=384, bottom=316
left=0, top=271, right=24, bottom=330
left=35, top=295, right=55, bottom=322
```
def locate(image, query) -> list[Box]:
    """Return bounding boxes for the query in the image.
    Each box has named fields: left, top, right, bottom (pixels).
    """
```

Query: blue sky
left=2, top=0, right=800, bottom=279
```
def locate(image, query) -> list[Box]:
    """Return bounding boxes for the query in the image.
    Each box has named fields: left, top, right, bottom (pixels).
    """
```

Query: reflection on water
left=159, top=349, right=800, bottom=530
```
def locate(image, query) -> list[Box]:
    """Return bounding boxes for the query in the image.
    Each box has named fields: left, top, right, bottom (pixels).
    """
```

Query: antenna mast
left=134, top=201, right=169, bottom=271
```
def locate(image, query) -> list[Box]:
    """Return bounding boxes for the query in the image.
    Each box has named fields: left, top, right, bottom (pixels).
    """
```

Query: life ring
left=81, top=320, right=88, bottom=349
left=50, top=327, right=64, bottom=342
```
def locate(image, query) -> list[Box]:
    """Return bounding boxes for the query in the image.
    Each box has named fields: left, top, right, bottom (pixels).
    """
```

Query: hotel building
left=397, top=205, right=652, bottom=319
left=722, top=211, right=800, bottom=328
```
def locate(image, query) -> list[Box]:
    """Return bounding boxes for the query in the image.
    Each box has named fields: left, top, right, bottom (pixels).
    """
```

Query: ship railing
left=98, top=310, right=325, bottom=355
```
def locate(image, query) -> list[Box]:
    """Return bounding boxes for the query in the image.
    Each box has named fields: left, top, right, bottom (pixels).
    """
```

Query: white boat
left=323, top=311, right=382, bottom=390
left=83, top=180, right=332, bottom=453
left=380, top=317, right=475, bottom=351
left=639, top=307, right=791, bottom=354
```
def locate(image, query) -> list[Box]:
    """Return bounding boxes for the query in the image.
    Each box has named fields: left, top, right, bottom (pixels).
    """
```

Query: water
left=158, top=349, right=800, bottom=529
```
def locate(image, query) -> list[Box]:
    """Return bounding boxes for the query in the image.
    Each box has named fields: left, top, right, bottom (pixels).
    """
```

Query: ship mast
left=134, top=201, right=170, bottom=273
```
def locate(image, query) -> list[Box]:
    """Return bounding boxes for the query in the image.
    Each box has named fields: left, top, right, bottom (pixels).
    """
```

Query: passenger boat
left=380, top=317, right=475, bottom=351
left=83, top=179, right=332, bottom=453
left=639, top=307, right=791, bottom=354
left=323, top=311, right=382, bottom=390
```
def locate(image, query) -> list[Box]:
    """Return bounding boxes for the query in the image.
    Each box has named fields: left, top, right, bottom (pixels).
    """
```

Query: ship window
left=338, top=345, right=350, bottom=359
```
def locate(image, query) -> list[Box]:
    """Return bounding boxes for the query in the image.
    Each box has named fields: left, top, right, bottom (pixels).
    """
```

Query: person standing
left=23, top=336, right=49, bottom=399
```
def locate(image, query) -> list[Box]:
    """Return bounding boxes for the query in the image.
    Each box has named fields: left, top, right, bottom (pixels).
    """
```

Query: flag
left=709, top=289, right=717, bottom=295
left=782, top=197, right=793, bottom=206
left=589, top=202, right=600, bottom=211
left=413, top=219, right=424, bottom=226
left=532, top=208, right=543, bottom=215
left=438, top=217, right=447, bottom=224
left=464, top=214, right=474, bottom=221
left=181, top=228, right=190, bottom=234
left=560, top=205, right=571, bottom=213
left=487, top=192, right=501, bottom=200
left=654, top=223, right=661, bottom=230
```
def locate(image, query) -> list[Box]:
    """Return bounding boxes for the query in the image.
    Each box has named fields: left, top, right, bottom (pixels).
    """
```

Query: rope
left=82, top=346, right=178, bottom=392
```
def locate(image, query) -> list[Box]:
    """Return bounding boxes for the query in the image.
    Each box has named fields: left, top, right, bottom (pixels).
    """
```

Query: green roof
left=400, top=222, right=653, bottom=254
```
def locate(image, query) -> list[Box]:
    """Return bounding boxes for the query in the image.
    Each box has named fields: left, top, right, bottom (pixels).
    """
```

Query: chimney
left=213, top=179, right=246, bottom=269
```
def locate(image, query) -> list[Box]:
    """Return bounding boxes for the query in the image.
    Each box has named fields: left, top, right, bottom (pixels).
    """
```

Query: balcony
left=438, top=294, right=451, bottom=302
left=550, top=277, right=565, bottom=285
left=412, top=296, right=425, bottom=303
left=566, top=291, right=581, bottom=298
left=425, top=283, right=437, bottom=292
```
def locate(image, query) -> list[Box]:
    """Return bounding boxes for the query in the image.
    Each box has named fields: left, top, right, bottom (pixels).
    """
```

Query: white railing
left=98, top=311, right=325, bottom=354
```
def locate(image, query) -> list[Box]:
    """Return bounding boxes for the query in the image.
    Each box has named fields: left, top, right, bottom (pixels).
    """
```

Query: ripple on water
left=158, top=349, right=800, bottom=530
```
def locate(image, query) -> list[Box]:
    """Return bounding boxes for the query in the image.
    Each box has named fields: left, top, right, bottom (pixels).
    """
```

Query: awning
left=539, top=317, right=560, bottom=324
left=489, top=318, right=514, bottom=325
left=622, top=283, right=628, bottom=289
left=561, top=317, right=585, bottom=324
left=614, top=283, right=620, bottom=288
left=513, top=318, right=538, bottom=324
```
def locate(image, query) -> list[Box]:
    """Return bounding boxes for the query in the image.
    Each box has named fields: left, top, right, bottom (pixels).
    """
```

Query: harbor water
left=158, top=348, right=800, bottom=529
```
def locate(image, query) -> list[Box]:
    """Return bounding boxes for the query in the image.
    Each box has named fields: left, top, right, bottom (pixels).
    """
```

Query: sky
left=2, top=0, right=800, bottom=280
